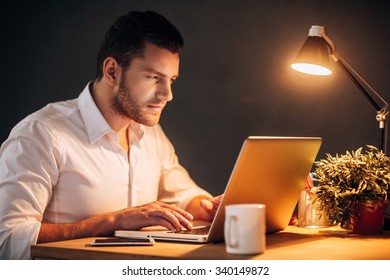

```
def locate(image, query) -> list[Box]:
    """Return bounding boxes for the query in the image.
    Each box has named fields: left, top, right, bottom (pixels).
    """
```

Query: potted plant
left=311, top=145, right=390, bottom=235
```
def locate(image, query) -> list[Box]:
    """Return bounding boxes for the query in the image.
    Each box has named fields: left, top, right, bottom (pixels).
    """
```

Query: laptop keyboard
left=172, top=226, right=210, bottom=235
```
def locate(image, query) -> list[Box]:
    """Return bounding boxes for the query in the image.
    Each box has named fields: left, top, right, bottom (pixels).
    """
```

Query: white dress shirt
left=0, top=83, right=210, bottom=259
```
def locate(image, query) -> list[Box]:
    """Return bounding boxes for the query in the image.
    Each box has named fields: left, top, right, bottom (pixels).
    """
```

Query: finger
left=140, top=215, right=177, bottom=231
left=200, top=195, right=222, bottom=210
left=200, top=198, right=220, bottom=221
left=149, top=208, right=193, bottom=231
left=155, top=201, right=194, bottom=221
left=168, top=209, right=194, bottom=231
left=136, top=201, right=194, bottom=230
left=200, top=199, right=214, bottom=211
left=148, top=210, right=180, bottom=230
left=211, top=195, right=223, bottom=206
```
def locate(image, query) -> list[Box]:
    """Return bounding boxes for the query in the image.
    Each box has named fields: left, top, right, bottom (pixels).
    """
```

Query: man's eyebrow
left=143, top=67, right=179, bottom=79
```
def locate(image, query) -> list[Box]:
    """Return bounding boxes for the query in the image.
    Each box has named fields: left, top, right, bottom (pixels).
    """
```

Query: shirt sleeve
left=155, top=126, right=211, bottom=210
left=0, top=119, right=59, bottom=259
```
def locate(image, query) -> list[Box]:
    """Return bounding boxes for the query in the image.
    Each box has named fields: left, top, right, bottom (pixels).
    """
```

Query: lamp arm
left=320, top=29, right=389, bottom=152
left=320, top=29, right=387, bottom=110
left=336, top=57, right=389, bottom=152
left=336, top=58, right=389, bottom=152
left=335, top=59, right=381, bottom=111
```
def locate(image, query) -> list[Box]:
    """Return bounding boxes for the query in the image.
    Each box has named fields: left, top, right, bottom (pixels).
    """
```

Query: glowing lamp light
left=290, top=63, right=331, bottom=76
left=291, top=25, right=389, bottom=153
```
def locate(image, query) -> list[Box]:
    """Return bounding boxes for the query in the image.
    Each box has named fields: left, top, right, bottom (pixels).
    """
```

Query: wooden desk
left=31, top=226, right=390, bottom=260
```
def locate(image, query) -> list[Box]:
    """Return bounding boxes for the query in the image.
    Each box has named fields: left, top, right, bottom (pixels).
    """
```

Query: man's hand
left=115, top=201, right=194, bottom=231
left=185, top=194, right=223, bottom=221
left=199, top=195, right=223, bottom=221
left=38, top=201, right=194, bottom=243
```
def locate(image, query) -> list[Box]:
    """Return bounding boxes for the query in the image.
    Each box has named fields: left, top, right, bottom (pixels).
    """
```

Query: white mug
left=224, top=204, right=266, bottom=254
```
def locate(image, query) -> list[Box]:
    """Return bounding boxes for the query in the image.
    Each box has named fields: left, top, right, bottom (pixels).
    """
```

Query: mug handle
left=226, top=215, right=238, bottom=248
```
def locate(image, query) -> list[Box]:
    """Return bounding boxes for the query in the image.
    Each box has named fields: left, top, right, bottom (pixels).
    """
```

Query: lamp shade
left=291, top=36, right=332, bottom=75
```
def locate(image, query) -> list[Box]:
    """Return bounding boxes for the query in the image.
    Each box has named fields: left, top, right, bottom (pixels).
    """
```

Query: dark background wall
left=1, top=0, right=389, bottom=196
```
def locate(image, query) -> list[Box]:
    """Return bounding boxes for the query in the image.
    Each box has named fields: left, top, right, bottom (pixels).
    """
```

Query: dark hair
left=95, top=11, right=184, bottom=80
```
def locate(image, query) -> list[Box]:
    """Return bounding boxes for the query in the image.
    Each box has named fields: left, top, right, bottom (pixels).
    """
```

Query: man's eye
left=147, top=75, right=160, bottom=81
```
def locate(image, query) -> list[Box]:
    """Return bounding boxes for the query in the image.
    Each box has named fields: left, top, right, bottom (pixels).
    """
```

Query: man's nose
left=156, top=81, right=173, bottom=102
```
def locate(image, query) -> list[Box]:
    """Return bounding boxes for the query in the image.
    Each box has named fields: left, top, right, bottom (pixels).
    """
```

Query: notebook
left=115, top=136, right=322, bottom=243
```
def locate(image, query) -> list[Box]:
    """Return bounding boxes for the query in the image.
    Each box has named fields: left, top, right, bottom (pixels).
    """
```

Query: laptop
left=115, top=136, right=322, bottom=243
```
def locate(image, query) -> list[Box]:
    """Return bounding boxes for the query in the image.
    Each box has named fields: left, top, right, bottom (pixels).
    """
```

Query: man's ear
left=102, top=57, right=121, bottom=86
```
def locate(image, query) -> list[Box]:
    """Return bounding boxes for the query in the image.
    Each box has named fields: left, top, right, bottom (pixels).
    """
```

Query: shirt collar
left=78, top=82, right=112, bottom=144
left=78, top=82, right=145, bottom=144
left=129, top=121, right=145, bottom=147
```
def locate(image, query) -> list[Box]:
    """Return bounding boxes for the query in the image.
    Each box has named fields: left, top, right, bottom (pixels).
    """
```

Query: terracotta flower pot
left=350, top=200, right=387, bottom=235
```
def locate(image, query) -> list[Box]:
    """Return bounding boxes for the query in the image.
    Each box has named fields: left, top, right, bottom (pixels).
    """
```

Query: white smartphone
left=89, top=237, right=155, bottom=246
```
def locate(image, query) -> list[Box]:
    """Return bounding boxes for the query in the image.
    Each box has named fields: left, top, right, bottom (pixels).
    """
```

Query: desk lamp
left=291, top=25, right=389, bottom=153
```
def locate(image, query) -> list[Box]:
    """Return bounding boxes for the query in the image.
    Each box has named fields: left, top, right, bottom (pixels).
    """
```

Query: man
left=0, top=11, right=221, bottom=259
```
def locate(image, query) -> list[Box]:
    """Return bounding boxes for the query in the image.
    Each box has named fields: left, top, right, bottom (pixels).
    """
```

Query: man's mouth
left=147, top=103, right=165, bottom=112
